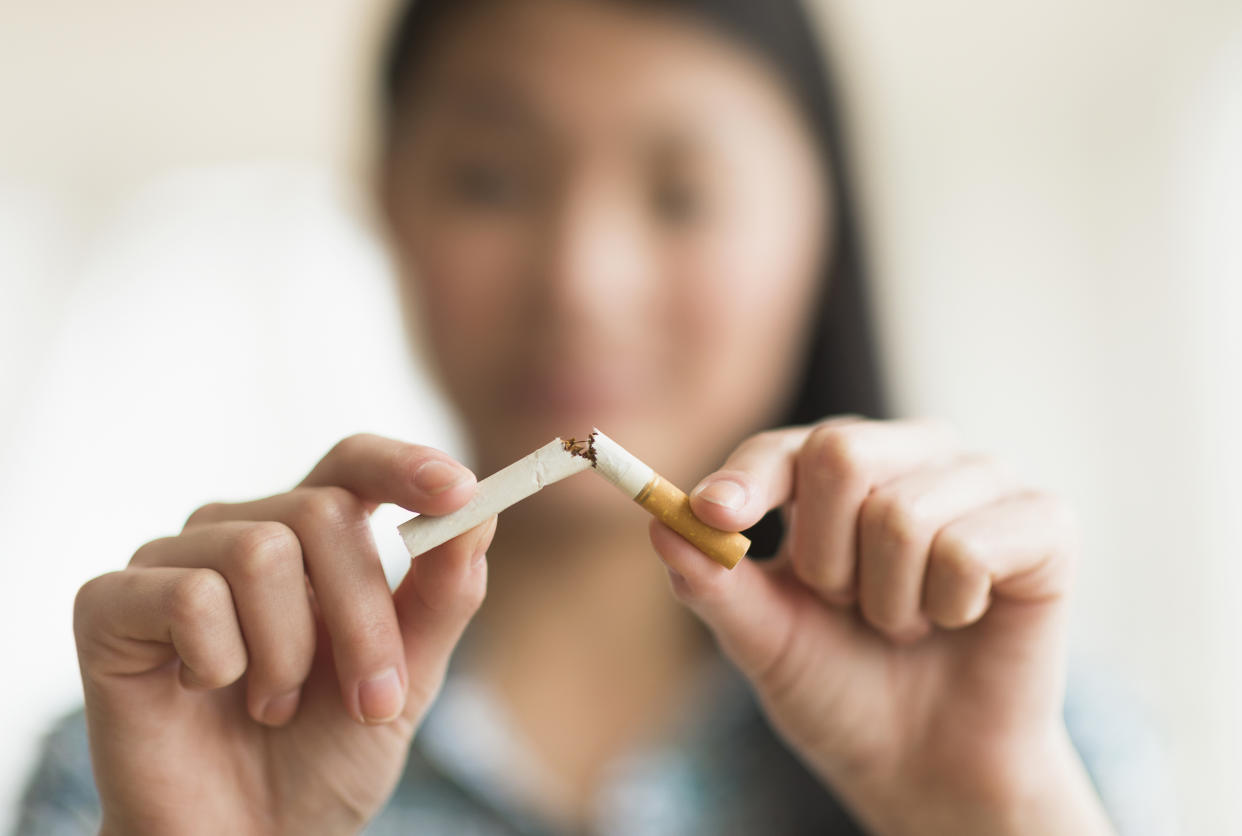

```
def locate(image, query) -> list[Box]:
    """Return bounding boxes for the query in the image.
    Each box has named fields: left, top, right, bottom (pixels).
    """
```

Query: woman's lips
left=503, top=367, right=645, bottom=418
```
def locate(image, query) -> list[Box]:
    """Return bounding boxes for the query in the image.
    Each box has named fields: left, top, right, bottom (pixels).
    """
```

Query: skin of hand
left=73, top=434, right=495, bottom=836
left=650, top=417, right=1116, bottom=836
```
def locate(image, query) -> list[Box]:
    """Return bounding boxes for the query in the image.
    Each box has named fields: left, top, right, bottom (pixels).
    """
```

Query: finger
left=74, top=567, right=247, bottom=691
left=856, top=455, right=1018, bottom=642
left=302, top=433, right=476, bottom=513
left=190, top=487, right=411, bottom=724
left=790, top=418, right=958, bottom=604
left=129, top=522, right=316, bottom=726
left=687, top=418, right=864, bottom=533
left=191, top=433, right=473, bottom=521
left=184, top=435, right=476, bottom=527
left=687, top=428, right=809, bottom=530
left=924, top=491, right=1078, bottom=630
left=650, top=518, right=806, bottom=687
left=391, top=517, right=496, bottom=722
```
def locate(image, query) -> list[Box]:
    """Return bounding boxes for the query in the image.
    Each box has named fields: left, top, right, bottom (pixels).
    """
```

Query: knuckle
left=804, top=424, right=865, bottom=484
left=293, top=486, right=366, bottom=531
left=329, top=433, right=376, bottom=463
left=931, top=527, right=986, bottom=580
left=129, top=535, right=176, bottom=567
left=184, top=502, right=226, bottom=529
left=73, top=572, right=118, bottom=639
left=228, top=522, right=300, bottom=582
left=869, top=492, right=931, bottom=553
left=168, top=569, right=233, bottom=626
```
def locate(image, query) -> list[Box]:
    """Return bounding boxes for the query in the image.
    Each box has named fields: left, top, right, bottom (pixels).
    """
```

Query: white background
left=1, top=0, right=1239, bottom=832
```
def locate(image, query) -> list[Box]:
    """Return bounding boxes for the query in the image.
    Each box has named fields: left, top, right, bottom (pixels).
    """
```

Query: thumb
left=649, top=519, right=804, bottom=686
left=390, top=516, right=496, bottom=722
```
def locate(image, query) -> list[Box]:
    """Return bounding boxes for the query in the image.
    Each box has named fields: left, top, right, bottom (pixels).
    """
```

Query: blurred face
left=383, top=0, right=829, bottom=524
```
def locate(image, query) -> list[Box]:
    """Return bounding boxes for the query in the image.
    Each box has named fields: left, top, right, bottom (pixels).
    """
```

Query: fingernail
left=358, top=667, right=404, bottom=723
left=692, top=478, right=747, bottom=511
left=259, top=688, right=300, bottom=726
left=414, top=460, right=471, bottom=496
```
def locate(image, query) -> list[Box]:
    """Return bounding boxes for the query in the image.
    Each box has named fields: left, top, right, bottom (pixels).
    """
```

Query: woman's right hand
left=73, top=434, right=495, bottom=836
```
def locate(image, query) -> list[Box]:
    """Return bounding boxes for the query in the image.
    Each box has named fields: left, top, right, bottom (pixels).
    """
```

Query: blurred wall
left=0, top=0, right=383, bottom=203
left=2, top=0, right=1239, bottom=831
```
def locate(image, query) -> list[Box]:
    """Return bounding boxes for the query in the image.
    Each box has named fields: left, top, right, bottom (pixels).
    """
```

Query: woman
left=18, top=0, right=1164, bottom=833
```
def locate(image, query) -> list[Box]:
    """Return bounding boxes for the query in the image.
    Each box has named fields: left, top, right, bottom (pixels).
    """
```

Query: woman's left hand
left=649, top=417, right=1115, bottom=836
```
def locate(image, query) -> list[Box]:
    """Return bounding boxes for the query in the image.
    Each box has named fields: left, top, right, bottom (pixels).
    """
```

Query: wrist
left=825, top=729, right=1115, bottom=836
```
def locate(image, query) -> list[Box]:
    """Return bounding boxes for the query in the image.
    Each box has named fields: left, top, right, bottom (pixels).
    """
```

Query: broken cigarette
left=587, top=430, right=750, bottom=569
left=397, top=429, right=750, bottom=569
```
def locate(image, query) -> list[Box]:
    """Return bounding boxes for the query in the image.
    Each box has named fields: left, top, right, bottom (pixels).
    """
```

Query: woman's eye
left=445, top=162, right=523, bottom=207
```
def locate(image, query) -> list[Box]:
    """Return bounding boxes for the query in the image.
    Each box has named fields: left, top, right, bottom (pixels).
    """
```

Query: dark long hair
left=380, top=0, right=887, bottom=556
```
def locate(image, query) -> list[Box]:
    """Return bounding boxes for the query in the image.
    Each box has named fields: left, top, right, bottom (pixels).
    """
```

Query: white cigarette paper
left=588, top=429, right=654, bottom=497
left=397, top=438, right=592, bottom=558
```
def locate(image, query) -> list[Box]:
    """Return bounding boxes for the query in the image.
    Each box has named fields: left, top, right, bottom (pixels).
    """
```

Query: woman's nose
left=537, top=177, right=655, bottom=325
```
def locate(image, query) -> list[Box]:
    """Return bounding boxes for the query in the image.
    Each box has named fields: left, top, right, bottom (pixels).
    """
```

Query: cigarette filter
left=398, top=438, right=592, bottom=558
left=590, top=429, right=750, bottom=569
